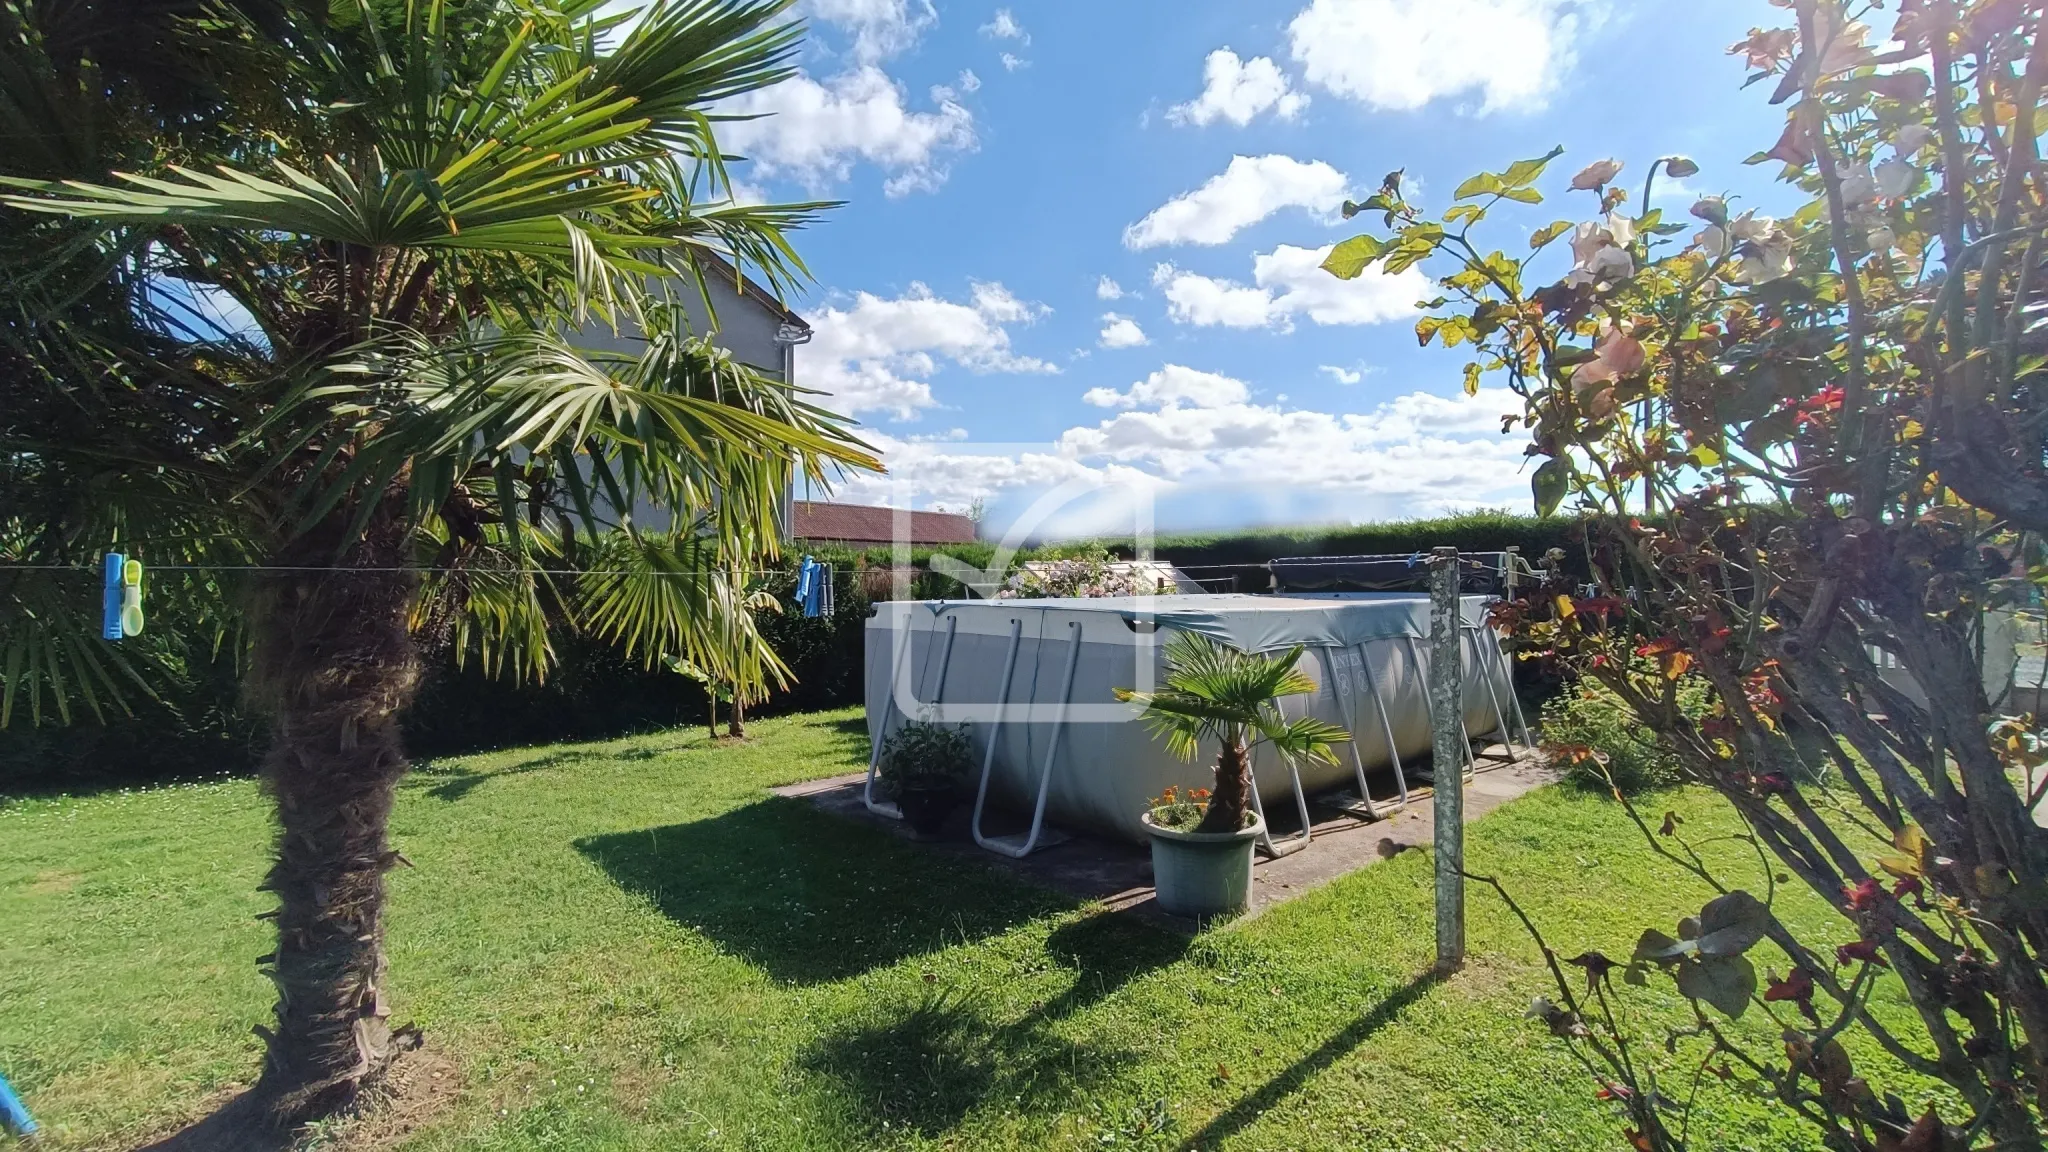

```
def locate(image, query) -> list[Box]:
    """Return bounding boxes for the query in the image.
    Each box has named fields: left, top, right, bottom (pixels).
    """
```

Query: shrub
left=1538, top=672, right=1707, bottom=794
left=875, top=720, right=973, bottom=800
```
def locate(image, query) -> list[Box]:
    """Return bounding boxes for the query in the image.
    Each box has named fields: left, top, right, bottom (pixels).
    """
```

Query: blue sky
left=715, top=0, right=1801, bottom=538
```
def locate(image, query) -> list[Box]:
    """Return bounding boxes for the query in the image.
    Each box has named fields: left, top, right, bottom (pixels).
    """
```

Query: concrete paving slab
left=773, top=746, right=1559, bottom=932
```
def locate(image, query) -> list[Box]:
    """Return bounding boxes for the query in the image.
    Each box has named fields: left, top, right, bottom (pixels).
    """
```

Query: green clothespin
left=120, top=557, right=144, bottom=637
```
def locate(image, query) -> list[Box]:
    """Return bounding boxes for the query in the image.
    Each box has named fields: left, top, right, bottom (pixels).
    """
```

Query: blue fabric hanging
left=794, top=555, right=821, bottom=617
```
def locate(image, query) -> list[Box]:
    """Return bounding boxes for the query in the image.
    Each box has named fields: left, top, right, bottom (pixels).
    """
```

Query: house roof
left=792, top=501, right=977, bottom=546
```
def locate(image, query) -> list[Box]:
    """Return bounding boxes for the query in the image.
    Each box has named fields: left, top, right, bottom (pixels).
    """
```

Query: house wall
left=574, top=272, right=791, bottom=378
left=571, top=273, right=803, bottom=535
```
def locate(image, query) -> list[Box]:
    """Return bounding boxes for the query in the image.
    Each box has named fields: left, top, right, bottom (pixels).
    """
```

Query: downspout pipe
left=774, top=321, right=811, bottom=543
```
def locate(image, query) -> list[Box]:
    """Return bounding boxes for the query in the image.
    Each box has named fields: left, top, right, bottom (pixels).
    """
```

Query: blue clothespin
left=0, top=1068, right=37, bottom=1140
left=101, top=554, right=143, bottom=640
left=102, top=553, right=125, bottom=640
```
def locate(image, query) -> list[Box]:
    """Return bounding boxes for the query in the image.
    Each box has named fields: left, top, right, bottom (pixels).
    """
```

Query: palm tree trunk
left=1200, top=737, right=1252, bottom=833
left=238, top=517, right=421, bottom=1138
left=727, top=693, right=745, bottom=739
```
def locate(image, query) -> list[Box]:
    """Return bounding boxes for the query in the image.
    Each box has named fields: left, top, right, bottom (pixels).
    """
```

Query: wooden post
left=1429, top=545, right=1465, bottom=974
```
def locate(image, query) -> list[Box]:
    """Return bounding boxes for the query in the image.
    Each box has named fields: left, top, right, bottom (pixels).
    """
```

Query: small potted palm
left=1116, top=632, right=1348, bottom=919
left=877, top=720, right=975, bottom=836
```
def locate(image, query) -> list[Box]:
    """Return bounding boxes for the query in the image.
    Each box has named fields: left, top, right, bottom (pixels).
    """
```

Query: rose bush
left=1322, top=1, right=2048, bottom=1147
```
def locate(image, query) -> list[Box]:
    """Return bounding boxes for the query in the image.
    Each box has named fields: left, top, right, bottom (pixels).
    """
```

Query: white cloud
left=807, top=281, right=1057, bottom=419
left=1287, top=0, right=1589, bottom=114
left=1097, top=313, right=1150, bottom=349
left=826, top=428, right=1116, bottom=513
left=956, top=68, right=983, bottom=93
left=1083, top=364, right=1249, bottom=409
left=1319, top=365, right=1364, bottom=384
left=1153, top=243, right=1428, bottom=331
left=1123, top=154, right=1348, bottom=249
left=980, top=8, right=1028, bottom=41
left=1095, top=275, right=1126, bottom=300
left=825, top=377, right=1534, bottom=532
left=1168, top=49, right=1309, bottom=127
left=1055, top=386, right=1529, bottom=505
left=718, top=65, right=975, bottom=196
left=805, top=0, right=937, bottom=63
left=1000, top=52, right=1028, bottom=72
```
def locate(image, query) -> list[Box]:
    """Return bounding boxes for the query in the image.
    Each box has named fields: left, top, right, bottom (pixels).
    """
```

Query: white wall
left=571, top=272, right=804, bottom=536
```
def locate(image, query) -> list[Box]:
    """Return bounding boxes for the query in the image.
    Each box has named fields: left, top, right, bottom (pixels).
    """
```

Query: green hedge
left=1139, top=510, right=1579, bottom=569
left=790, top=510, right=1583, bottom=590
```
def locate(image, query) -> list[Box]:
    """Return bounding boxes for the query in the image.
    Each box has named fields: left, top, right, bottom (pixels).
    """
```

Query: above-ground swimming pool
left=863, top=593, right=1526, bottom=851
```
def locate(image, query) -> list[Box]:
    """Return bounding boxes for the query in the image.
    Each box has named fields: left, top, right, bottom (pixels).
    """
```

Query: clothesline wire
left=1, top=549, right=1534, bottom=578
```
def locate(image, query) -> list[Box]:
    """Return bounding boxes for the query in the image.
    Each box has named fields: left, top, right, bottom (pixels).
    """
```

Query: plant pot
left=1142, top=810, right=1265, bottom=919
left=897, top=788, right=958, bottom=837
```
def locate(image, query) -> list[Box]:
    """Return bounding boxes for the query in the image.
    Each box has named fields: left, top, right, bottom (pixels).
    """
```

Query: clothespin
left=102, top=553, right=125, bottom=640
left=0, top=1068, right=37, bottom=1140
left=102, top=554, right=143, bottom=640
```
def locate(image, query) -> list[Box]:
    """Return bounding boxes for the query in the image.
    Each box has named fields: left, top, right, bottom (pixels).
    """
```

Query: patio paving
left=774, top=745, right=1559, bottom=930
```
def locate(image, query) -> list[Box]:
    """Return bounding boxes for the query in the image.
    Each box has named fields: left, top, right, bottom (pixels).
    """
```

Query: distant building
left=791, top=501, right=978, bottom=548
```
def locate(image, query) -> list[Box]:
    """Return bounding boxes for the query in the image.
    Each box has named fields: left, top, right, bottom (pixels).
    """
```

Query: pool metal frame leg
left=865, top=612, right=958, bottom=818
left=1357, top=640, right=1412, bottom=809
left=1486, top=625, right=1536, bottom=749
left=1316, top=646, right=1382, bottom=820
left=1249, top=694, right=1315, bottom=857
left=970, top=618, right=1027, bottom=854
left=1462, top=624, right=1520, bottom=761
left=1402, top=634, right=1476, bottom=783
left=978, top=619, right=1083, bottom=859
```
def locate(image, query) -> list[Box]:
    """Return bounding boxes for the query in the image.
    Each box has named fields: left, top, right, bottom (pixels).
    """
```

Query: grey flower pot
left=1142, top=810, right=1264, bottom=919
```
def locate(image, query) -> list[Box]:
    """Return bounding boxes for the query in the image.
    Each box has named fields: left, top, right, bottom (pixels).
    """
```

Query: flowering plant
left=1145, top=785, right=1214, bottom=831
left=998, top=545, right=1172, bottom=599
left=1321, top=1, right=2048, bottom=1147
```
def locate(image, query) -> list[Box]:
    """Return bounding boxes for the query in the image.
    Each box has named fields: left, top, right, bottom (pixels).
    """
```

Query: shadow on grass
left=408, top=744, right=675, bottom=801
left=822, top=715, right=871, bottom=760
left=575, top=796, right=1067, bottom=984
left=793, top=907, right=1186, bottom=1140
left=797, top=986, right=1143, bottom=1140
left=1040, top=908, right=1191, bottom=1019
left=1175, top=969, right=1444, bottom=1151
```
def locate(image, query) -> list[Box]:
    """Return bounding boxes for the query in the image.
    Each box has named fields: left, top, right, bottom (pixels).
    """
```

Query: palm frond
left=1118, top=633, right=1348, bottom=760
left=575, top=529, right=717, bottom=667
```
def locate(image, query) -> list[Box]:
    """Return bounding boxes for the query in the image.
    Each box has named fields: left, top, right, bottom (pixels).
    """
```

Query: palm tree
left=1115, top=632, right=1348, bottom=834
left=0, top=0, right=876, bottom=1143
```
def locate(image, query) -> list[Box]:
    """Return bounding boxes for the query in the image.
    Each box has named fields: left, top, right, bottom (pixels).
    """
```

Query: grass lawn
left=2, top=708, right=1940, bottom=1151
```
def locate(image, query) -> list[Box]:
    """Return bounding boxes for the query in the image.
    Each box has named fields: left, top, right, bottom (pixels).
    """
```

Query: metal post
left=1429, top=546, right=1466, bottom=974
